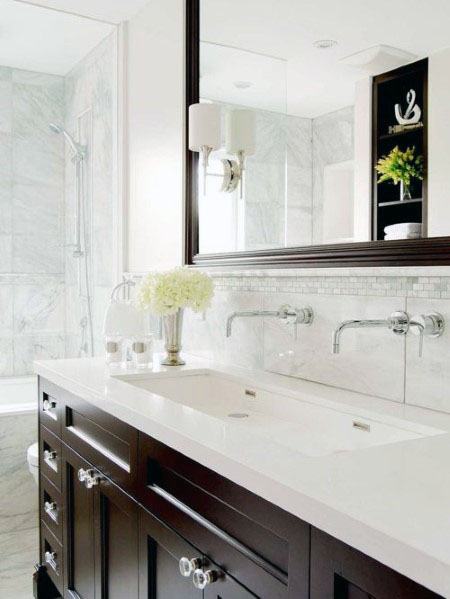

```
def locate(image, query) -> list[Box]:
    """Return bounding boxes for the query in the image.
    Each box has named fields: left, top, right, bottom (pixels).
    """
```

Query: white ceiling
left=0, top=0, right=115, bottom=75
left=13, top=0, right=148, bottom=24
left=201, top=0, right=450, bottom=117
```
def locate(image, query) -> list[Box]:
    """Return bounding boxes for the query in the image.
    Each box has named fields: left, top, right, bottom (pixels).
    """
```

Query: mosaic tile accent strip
left=208, top=275, right=450, bottom=298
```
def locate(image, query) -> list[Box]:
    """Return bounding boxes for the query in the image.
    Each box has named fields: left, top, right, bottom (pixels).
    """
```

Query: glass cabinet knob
left=179, top=556, right=202, bottom=577
left=192, top=568, right=219, bottom=589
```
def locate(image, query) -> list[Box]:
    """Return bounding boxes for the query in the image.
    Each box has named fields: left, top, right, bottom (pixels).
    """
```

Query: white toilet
left=27, top=442, right=39, bottom=485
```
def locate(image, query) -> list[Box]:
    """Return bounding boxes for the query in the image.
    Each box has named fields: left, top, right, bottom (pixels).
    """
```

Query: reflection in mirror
left=190, top=0, right=450, bottom=255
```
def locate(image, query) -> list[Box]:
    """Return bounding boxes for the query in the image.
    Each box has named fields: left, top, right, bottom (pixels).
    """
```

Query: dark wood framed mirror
left=185, top=0, right=450, bottom=268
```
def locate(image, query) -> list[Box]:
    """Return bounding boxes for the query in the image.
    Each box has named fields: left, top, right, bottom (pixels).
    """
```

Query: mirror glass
left=196, top=0, right=450, bottom=254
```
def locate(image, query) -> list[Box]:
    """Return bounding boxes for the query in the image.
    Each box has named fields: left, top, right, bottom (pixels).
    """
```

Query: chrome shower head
left=49, top=123, right=86, bottom=161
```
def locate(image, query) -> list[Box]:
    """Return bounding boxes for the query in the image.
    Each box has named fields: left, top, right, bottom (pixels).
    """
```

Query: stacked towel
left=384, top=222, right=422, bottom=240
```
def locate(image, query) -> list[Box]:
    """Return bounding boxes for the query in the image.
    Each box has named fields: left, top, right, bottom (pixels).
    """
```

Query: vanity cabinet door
left=139, top=507, right=203, bottom=599
left=62, top=443, right=139, bottom=599
left=310, top=528, right=442, bottom=599
left=203, top=570, right=258, bottom=599
left=94, top=473, right=139, bottom=598
left=62, top=445, right=96, bottom=599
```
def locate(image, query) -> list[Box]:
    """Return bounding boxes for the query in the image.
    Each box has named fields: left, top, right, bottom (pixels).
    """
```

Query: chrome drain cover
left=227, top=412, right=249, bottom=419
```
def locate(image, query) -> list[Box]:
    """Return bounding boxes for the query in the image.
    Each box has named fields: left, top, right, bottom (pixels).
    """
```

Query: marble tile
left=13, top=333, right=65, bottom=376
left=0, top=413, right=38, bottom=535
left=183, top=290, right=264, bottom=370
left=13, top=232, right=63, bottom=275
left=0, top=66, right=12, bottom=82
left=0, top=284, right=13, bottom=334
left=12, top=136, right=64, bottom=187
left=312, top=106, right=354, bottom=245
left=14, top=281, right=65, bottom=334
left=405, top=298, right=450, bottom=413
left=0, top=80, right=12, bottom=133
left=0, top=526, right=38, bottom=598
left=0, top=131, right=12, bottom=179
left=0, top=180, right=13, bottom=235
left=13, top=179, right=63, bottom=239
left=0, top=338, right=13, bottom=375
left=12, top=78, right=64, bottom=139
left=263, top=292, right=406, bottom=401
left=0, top=234, right=13, bottom=273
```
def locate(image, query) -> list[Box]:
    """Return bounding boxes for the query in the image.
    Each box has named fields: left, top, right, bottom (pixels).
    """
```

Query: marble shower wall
left=239, top=105, right=353, bottom=250
left=244, top=111, right=313, bottom=250
left=64, top=31, right=117, bottom=357
left=0, top=67, right=66, bottom=375
left=182, top=270, right=450, bottom=413
left=312, top=106, right=354, bottom=244
left=0, top=32, right=116, bottom=374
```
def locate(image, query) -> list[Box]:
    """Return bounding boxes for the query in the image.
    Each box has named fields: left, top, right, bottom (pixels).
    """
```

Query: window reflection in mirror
left=194, top=0, right=450, bottom=254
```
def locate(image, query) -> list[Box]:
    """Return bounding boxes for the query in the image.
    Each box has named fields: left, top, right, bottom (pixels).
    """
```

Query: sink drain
left=227, top=412, right=249, bottom=419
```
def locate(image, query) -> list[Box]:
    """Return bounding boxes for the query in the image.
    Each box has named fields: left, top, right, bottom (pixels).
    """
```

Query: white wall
left=428, top=47, right=450, bottom=237
left=126, top=0, right=184, bottom=272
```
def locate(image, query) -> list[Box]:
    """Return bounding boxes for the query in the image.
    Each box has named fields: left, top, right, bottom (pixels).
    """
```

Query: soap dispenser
left=103, top=280, right=144, bottom=369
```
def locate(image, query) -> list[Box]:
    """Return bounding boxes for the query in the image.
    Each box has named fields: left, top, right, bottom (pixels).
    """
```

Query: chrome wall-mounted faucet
left=226, top=304, right=313, bottom=338
left=332, top=310, right=444, bottom=356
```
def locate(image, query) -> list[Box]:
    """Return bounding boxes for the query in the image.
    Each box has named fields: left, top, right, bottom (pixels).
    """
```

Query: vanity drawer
left=138, top=433, right=309, bottom=599
left=39, top=426, right=62, bottom=491
left=38, top=377, right=138, bottom=493
left=40, top=476, right=63, bottom=543
left=39, top=378, right=63, bottom=437
left=40, top=521, right=64, bottom=596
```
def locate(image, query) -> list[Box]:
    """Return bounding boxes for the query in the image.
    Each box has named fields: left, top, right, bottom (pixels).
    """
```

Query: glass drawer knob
left=193, top=568, right=219, bottom=589
left=179, top=557, right=202, bottom=577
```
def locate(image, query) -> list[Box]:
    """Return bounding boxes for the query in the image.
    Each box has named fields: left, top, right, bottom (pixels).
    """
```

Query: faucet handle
left=278, top=305, right=313, bottom=340
left=388, top=311, right=410, bottom=335
left=410, top=312, right=445, bottom=357
left=278, top=305, right=314, bottom=326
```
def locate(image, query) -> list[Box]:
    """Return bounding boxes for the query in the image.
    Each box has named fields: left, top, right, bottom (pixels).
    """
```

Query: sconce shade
left=225, top=109, right=256, bottom=155
left=188, top=103, right=221, bottom=151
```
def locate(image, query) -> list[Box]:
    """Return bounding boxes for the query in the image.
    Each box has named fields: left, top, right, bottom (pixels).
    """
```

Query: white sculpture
left=395, top=89, right=421, bottom=125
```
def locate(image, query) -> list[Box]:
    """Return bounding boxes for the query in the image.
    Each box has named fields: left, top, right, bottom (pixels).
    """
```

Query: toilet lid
left=27, top=442, right=39, bottom=467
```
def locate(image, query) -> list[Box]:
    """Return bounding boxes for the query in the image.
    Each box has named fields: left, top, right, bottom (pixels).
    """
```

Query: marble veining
left=0, top=30, right=116, bottom=374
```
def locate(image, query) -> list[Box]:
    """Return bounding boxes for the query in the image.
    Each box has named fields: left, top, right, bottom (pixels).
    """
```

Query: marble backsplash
left=182, top=269, right=450, bottom=414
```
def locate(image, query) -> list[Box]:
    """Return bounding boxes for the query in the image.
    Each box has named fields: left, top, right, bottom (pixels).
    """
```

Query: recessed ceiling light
left=233, top=80, right=253, bottom=89
left=313, top=39, right=338, bottom=50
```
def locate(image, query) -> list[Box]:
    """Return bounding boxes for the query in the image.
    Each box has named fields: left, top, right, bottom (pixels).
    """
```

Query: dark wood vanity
left=34, top=377, right=441, bottom=599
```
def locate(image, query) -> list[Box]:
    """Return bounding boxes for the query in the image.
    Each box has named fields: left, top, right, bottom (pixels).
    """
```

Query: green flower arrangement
left=375, top=145, right=424, bottom=189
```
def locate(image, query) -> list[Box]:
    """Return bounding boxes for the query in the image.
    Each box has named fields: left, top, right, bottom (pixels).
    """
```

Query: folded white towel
left=384, top=233, right=421, bottom=240
left=384, top=222, right=422, bottom=235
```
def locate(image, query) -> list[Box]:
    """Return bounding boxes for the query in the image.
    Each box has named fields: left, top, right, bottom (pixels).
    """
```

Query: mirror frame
left=185, top=0, right=450, bottom=268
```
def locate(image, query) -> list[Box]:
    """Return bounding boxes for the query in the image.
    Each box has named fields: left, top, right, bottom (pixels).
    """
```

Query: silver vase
left=161, top=309, right=186, bottom=366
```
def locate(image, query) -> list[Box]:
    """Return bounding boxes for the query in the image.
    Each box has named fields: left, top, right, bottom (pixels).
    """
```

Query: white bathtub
left=0, top=376, right=37, bottom=415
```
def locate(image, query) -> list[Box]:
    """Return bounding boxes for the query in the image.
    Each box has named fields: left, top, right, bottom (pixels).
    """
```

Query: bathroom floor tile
left=0, top=526, right=38, bottom=598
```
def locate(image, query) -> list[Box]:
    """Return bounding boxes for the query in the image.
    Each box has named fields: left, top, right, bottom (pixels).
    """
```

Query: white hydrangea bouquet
left=137, top=268, right=214, bottom=365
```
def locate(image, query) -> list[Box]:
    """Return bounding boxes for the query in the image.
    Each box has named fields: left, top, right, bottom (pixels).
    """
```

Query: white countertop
left=35, top=355, right=450, bottom=597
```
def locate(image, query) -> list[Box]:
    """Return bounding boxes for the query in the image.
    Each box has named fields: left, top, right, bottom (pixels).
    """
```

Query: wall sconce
left=188, top=103, right=256, bottom=197
left=188, top=103, right=221, bottom=191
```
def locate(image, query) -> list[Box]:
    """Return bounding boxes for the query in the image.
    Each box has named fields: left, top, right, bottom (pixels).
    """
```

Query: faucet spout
left=226, top=310, right=279, bottom=338
left=332, top=319, right=389, bottom=354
